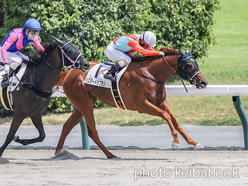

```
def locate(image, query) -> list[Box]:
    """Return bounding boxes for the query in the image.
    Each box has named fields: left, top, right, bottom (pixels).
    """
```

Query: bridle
left=60, top=41, right=83, bottom=70
left=139, top=55, right=201, bottom=92
left=177, top=55, right=201, bottom=84
left=43, top=41, right=83, bottom=71
left=22, top=39, right=86, bottom=98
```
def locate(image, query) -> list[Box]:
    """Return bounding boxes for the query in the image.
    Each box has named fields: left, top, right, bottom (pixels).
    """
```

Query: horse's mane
left=132, top=47, right=179, bottom=62
left=160, top=47, right=179, bottom=56
left=23, top=42, right=57, bottom=66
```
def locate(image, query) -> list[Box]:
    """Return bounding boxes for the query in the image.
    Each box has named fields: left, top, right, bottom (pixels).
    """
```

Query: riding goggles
left=140, top=39, right=151, bottom=49
left=29, top=30, right=39, bottom=36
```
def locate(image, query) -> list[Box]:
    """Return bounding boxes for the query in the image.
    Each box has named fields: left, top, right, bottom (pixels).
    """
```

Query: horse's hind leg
left=73, top=103, right=117, bottom=159
left=0, top=115, right=24, bottom=157
left=85, top=116, right=117, bottom=159
left=55, top=106, right=83, bottom=156
left=14, top=113, right=46, bottom=145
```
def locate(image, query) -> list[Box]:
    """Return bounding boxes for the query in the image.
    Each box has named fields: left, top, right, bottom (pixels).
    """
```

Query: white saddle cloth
left=0, top=63, right=27, bottom=92
left=84, top=63, right=128, bottom=89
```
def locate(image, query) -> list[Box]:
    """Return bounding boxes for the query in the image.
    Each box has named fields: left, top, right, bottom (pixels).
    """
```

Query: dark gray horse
left=0, top=35, right=90, bottom=157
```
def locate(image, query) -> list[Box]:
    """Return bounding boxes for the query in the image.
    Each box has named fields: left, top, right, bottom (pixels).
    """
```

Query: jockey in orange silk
left=104, top=31, right=165, bottom=82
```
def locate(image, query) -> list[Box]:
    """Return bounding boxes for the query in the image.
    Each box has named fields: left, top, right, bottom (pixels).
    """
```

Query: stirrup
left=1, top=74, right=10, bottom=88
left=1, top=81, right=9, bottom=88
left=103, top=73, right=116, bottom=82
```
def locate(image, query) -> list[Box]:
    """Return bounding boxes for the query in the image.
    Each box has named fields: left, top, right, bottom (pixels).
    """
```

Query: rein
left=138, top=55, right=195, bottom=92
left=43, top=42, right=82, bottom=72
left=22, top=66, right=53, bottom=98
left=138, top=56, right=177, bottom=85
left=139, top=63, right=164, bottom=84
left=161, top=56, right=188, bottom=92
left=23, top=42, right=83, bottom=98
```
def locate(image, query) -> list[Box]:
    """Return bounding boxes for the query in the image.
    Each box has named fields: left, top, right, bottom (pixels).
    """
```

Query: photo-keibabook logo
left=134, top=165, right=239, bottom=180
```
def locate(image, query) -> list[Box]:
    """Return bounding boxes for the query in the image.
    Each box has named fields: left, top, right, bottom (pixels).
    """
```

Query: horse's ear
left=178, top=48, right=185, bottom=56
left=189, top=46, right=192, bottom=54
left=53, top=36, right=63, bottom=46
left=64, top=34, right=70, bottom=42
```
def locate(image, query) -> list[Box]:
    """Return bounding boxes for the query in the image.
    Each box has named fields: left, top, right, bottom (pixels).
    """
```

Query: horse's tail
left=55, top=71, right=69, bottom=87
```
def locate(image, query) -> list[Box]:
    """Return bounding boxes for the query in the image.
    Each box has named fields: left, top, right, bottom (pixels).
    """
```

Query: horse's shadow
left=25, top=150, right=170, bottom=161
left=81, top=156, right=169, bottom=161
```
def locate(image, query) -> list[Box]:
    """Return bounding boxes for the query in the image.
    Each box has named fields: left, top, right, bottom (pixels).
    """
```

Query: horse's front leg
left=0, top=115, right=24, bottom=157
left=169, top=112, right=203, bottom=149
left=138, top=99, right=201, bottom=149
left=137, top=99, right=180, bottom=147
left=14, top=113, right=45, bottom=145
left=161, top=100, right=203, bottom=149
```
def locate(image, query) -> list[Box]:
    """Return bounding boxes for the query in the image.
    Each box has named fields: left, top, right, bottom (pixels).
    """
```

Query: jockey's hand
left=4, top=63, right=10, bottom=73
left=160, top=51, right=165, bottom=56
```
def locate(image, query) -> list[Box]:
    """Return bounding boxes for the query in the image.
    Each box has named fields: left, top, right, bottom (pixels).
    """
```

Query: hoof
left=108, top=156, right=121, bottom=160
left=54, top=149, right=67, bottom=158
left=194, top=143, right=204, bottom=150
left=107, top=154, right=120, bottom=159
left=172, top=142, right=180, bottom=150
left=54, top=146, right=69, bottom=157
left=13, top=135, right=19, bottom=142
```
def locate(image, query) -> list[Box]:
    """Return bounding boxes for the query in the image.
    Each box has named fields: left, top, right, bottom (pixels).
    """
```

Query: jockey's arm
left=127, top=40, right=160, bottom=56
left=1, top=33, right=17, bottom=64
left=33, top=36, right=45, bottom=52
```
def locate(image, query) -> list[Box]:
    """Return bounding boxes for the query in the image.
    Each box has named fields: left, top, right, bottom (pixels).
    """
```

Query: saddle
left=84, top=61, right=127, bottom=109
left=0, top=63, right=27, bottom=111
left=0, top=63, right=27, bottom=92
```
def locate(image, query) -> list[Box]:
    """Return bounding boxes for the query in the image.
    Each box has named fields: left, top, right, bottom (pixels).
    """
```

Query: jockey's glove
left=4, top=63, right=10, bottom=73
left=160, top=51, right=165, bottom=56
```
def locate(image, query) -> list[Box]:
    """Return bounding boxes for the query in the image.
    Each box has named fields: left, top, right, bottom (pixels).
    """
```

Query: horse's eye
left=66, top=48, right=73, bottom=56
left=186, top=63, right=194, bottom=72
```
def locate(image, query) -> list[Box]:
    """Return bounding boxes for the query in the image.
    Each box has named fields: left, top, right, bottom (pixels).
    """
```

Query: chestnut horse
left=55, top=47, right=208, bottom=158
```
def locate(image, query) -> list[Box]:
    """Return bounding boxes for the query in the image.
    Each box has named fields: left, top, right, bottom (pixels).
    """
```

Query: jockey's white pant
left=0, top=47, right=28, bottom=65
left=105, top=41, right=132, bottom=64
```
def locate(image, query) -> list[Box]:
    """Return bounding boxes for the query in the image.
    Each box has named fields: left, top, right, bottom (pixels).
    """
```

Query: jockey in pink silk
left=0, top=18, right=45, bottom=88
left=104, top=31, right=165, bottom=82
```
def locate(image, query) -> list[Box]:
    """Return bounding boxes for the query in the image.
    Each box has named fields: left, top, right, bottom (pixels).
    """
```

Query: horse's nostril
left=201, top=81, right=208, bottom=86
left=84, top=64, right=90, bottom=69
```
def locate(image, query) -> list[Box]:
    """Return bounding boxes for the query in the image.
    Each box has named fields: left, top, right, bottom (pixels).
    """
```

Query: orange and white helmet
left=140, top=31, right=157, bottom=47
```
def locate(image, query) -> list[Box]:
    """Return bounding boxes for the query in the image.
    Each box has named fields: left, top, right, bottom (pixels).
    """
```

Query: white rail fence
left=52, top=85, right=248, bottom=150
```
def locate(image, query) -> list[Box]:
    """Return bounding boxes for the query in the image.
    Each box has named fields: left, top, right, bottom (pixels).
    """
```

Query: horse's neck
left=146, top=55, right=178, bottom=82
left=34, top=47, right=62, bottom=92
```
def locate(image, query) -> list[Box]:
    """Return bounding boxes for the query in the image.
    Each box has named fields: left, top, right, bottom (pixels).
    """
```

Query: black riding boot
left=103, top=63, right=121, bottom=82
left=1, top=68, right=15, bottom=88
